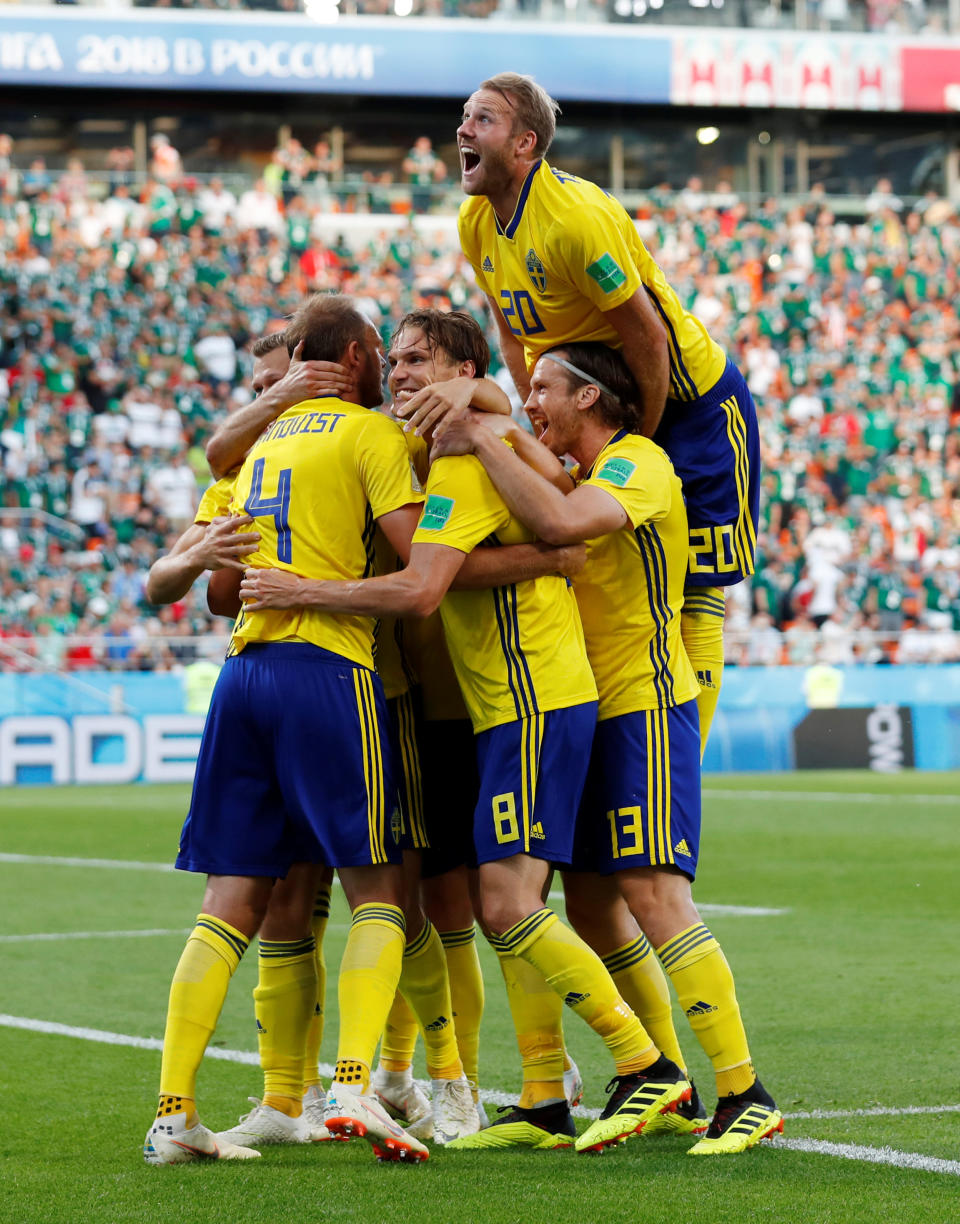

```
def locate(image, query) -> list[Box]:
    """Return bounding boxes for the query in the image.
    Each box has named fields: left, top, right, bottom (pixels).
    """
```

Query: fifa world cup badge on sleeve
left=586, top=253, right=627, bottom=294
left=595, top=458, right=636, bottom=487
left=419, top=495, right=455, bottom=532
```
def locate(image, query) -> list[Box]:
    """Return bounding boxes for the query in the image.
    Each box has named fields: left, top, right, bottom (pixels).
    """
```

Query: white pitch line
left=771, top=1136, right=960, bottom=1177
left=545, top=891, right=787, bottom=917
left=4, top=1012, right=960, bottom=1178
left=0, top=929, right=190, bottom=944
left=0, top=924, right=353, bottom=946
left=0, top=853, right=175, bottom=872
left=703, top=789, right=956, bottom=805
left=790, top=1103, right=960, bottom=1120
left=0, top=856, right=789, bottom=918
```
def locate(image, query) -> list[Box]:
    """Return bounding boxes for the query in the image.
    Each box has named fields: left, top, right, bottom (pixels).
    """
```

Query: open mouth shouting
left=460, top=144, right=481, bottom=185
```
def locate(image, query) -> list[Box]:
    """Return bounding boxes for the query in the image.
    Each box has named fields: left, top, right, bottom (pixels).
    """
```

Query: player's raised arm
left=434, top=418, right=624, bottom=546
left=393, top=373, right=511, bottom=437
left=206, top=337, right=351, bottom=478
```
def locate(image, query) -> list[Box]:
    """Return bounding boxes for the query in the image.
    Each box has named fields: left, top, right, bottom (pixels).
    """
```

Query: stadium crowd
left=121, top=0, right=955, bottom=35
left=0, top=146, right=958, bottom=671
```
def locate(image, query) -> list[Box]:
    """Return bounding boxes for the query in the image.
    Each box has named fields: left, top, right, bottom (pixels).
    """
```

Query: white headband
left=540, top=352, right=619, bottom=403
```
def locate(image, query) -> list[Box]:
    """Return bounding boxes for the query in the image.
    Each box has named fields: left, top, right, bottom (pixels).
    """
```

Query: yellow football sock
left=399, top=920, right=462, bottom=1080
left=602, top=934, right=688, bottom=1073
left=440, top=926, right=484, bottom=1094
left=302, top=883, right=331, bottom=1091
left=334, top=902, right=405, bottom=1093
left=658, top=923, right=755, bottom=1097
left=499, top=908, right=658, bottom=1078
left=255, top=936, right=317, bottom=1117
left=379, top=991, right=418, bottom=1073
left=681, top=586, right=726, bottom=756
left=494, top=944, right=565, bottom=1107
left=159, top=913, right=249, bottom=1104
left=156, top=1093, right=196, bottom=1127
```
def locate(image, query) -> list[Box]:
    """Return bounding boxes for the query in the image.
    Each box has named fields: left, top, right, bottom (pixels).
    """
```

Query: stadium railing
left=1, top=168, right=933, bottom=224
left=1, top=629, right=957, bottom=671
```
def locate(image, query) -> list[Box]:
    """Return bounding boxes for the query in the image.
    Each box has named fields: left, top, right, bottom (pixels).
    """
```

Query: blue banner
left=1, top=665, right=958, bottom=782
left=0, top=11, right=672, bottom=101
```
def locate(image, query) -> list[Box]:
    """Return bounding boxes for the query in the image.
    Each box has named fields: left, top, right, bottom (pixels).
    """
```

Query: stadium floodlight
left=697, top=126, right=720, bottom=145
left=304, top=0, right=341, bottom=22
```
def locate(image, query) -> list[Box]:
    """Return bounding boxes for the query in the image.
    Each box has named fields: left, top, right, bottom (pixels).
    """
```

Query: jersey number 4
left=245, top=458, right=293, bottom=565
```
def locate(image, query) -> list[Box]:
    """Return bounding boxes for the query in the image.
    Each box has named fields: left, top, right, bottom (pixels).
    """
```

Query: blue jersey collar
left=495, top=160, right=542, bottom=240
left=584, top=428, right=629, bottom=478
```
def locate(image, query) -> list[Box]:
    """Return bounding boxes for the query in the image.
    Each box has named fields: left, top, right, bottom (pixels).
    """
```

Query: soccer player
left=144, top=294, right=431, bottom=1166
left=371, top=311, right=587, bottom=1133
left=147, top=332, right=340, bottom=1150
left=206, top=334, right=479, bottom=1149
left=240, top=317, right=694, bottom=1158
left=432, top=341, right=783, bottom=1155
left=446, top=71, right=761, bottom=752
left=207, top=311, right=584, bottom=1145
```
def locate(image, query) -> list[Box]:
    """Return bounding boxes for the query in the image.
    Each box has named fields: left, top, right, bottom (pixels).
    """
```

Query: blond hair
left=480, top=72, right=561, bottom=158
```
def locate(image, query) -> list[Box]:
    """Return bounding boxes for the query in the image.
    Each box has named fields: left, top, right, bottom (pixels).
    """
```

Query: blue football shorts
left=387, top=689, right=428, bottom=853
left=473, top=702, right=598, bottom=867
left=574, top=698, right=702, bottom=880
left=177, top=642, right=401, bottom=877
left=654, top=359, right=760, bottom=588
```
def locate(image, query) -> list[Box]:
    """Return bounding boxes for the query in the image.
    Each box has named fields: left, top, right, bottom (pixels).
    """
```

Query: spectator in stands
left=150, top=133, right=182, bottom=186
left=236, top=178, right=282, bottom=243
left=0, top=151, right=957, bottom=670
left=403, top=136, right=445, bottom=213
left=198, top=177, right=237, bottom=236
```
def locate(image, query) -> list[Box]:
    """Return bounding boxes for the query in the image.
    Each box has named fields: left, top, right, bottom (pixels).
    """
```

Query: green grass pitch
left=2, top=772, right=958, bottom=1224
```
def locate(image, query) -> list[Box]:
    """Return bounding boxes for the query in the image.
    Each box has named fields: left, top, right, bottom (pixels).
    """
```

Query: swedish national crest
left=525, top=248, right=546, bottom=292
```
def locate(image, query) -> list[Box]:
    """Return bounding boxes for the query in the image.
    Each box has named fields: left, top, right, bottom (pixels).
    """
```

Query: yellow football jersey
left=228, top=397, right=423, bottom=668
left=573, top=430, right=700, bottom=718
left=411, top=452, right=597, bottom=734
left=395, top=424, right=468, bottom=720
left=458, top=160, right=726, bottom=403
left=195, top=475, right=236, bottom=524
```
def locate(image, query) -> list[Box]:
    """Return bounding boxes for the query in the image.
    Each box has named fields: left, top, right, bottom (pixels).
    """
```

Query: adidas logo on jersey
left=481, top=256, right=494, bottom=272
left=425, top=1015, right=450, bottom=1032
left=685, top=1000, right=718, bottom=1017
left=673, top=839, right=692, bottom=857
left=563, top=991, right=590, bottom=1007
left=256, top=1019, right=266, bottom=1033
left=530, top=821, right=546, bottom=840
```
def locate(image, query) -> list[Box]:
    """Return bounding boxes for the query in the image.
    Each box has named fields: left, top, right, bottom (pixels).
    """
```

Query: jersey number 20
left=500, top=289, right=545, bottom=337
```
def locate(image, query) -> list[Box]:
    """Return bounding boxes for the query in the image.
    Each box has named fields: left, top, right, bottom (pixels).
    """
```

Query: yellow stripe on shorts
left=396, top=691, right=427, bottom=849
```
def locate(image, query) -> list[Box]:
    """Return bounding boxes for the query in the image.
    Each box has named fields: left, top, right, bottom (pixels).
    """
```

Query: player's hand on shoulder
left=428, top=413, right=486, bottom=461
left=239, top=566, right=304, bottom=611
left=196, top=514, right=260, bottom=571
left=274, top=340, right=351, bottom=408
